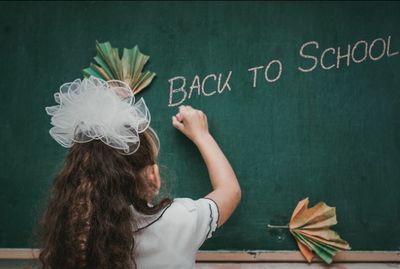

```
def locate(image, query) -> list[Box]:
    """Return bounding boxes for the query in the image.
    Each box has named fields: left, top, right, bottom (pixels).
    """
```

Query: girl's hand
left=172, top=105, right=210, bottom=145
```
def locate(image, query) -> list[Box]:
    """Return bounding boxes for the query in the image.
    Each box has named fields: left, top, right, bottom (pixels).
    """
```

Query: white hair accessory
left=45, top=76, right=151, bottom=154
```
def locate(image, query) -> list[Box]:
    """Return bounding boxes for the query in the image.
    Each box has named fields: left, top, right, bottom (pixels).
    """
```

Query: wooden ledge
left=0, top=249, right=399, bottom=262
left=196, top=251, right=400, bottom=262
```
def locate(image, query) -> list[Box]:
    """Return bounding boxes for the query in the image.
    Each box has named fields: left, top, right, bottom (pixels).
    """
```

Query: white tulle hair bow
left=45, top=76, right=151, bottom=154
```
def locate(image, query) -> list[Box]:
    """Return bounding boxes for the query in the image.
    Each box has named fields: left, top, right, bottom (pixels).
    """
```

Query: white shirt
left=131, top=198, right=219, bottom=269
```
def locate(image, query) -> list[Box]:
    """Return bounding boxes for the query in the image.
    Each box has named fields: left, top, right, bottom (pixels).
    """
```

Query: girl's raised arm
left=172, top=105, right=241, bottom=227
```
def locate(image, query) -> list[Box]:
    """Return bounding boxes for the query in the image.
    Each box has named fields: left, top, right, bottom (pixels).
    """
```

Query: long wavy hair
left=39, top=128, right=171, bottom=269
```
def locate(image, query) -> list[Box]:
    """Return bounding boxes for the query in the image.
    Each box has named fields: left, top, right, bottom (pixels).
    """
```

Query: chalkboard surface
left=0, top=2, right=399, bottom=251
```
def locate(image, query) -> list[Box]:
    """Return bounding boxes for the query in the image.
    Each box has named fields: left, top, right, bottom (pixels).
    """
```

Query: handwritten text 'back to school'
left=167, top=36, right=398, bottom=107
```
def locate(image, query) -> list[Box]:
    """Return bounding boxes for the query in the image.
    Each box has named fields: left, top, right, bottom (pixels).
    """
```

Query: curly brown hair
left=39, top=128, right=171, bottom=269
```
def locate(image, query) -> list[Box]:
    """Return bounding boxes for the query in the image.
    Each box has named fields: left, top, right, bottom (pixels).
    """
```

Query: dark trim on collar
left=134, top=202, right=173, bottom=233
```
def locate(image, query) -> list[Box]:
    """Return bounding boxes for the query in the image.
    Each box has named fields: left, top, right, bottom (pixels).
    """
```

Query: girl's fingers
left=178, top=105, right=185, bottom=114
left=178, top=105, right=205, bottom=122
left=176, top=113, right=183, bottom=122
left=179, top=105, right=194, bottom=119
left=172, top=116, right=184, bottom=131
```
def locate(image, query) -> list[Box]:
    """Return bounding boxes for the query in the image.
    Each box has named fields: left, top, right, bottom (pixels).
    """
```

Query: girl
left=40, top=76, right=241, bottom=269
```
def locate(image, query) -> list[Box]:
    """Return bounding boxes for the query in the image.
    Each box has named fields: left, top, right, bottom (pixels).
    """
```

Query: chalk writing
left=298, top=36, right=398, bottom=72
left=248, top=59, right=283, bottom=88
left=168, top=71, right=232, bottom=107
left=167, top=35, right=398, bottom=107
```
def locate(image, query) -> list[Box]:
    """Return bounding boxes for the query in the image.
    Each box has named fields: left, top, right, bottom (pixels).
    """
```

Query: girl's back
left=133, top=198, right=218, bottom=268
left=40, top=77, right=240, bottom=268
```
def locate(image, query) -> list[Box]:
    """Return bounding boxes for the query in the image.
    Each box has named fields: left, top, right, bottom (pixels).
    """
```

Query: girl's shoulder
left=170, top=197, right=200, bottom=213
left=133, top=198, right=219, bottom=267
left=167, top=197, right=219, bottom=220
left=133, top=197, right=219, bottom=244
left=162, top=197, right=219, bottom=240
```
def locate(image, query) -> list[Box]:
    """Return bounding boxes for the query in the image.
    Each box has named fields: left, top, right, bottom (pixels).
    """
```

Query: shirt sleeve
left=192, top=198, right=219, bottom=247
left=172, top=197, right=219, bottom=250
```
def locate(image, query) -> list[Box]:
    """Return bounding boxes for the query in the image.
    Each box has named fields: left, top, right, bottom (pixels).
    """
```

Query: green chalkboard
left=1, top=2, right=399, bottom=251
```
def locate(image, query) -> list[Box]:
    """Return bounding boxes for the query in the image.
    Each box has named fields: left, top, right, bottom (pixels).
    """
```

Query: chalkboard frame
left=0, top=249, right=399, bottom=263
left=5, top=1, right=399, bottom=253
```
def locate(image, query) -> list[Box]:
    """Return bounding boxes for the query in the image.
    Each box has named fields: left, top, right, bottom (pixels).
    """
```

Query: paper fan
left=83, top=40, right=156, bottom=95
left=268, top=198, right=351, bottom=264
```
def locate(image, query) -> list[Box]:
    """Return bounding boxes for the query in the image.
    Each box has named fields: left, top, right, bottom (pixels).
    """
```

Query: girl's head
left=39, top=127, right=171, bottom=269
